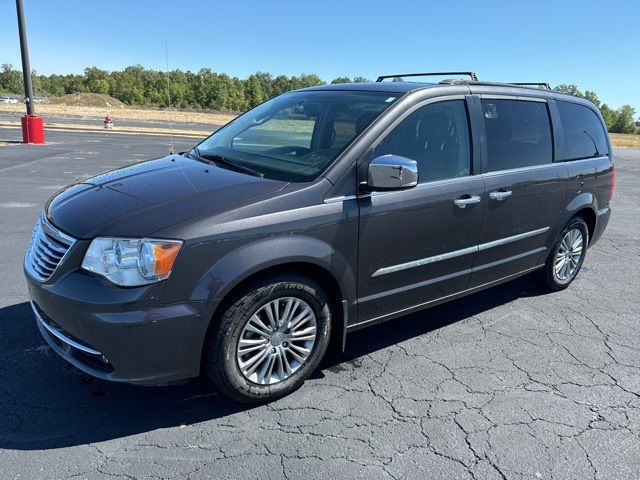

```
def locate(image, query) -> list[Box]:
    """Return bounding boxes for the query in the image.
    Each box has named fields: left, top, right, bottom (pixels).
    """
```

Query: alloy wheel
left=236, top=297, right=317, bottom=385
left=554, top=228, right=584, bottom=281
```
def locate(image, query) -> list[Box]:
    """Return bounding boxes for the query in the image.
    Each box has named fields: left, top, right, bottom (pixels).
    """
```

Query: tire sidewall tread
left=206, top=275, right=331, bottom=403
left=535, top=216, right=589, bottom=291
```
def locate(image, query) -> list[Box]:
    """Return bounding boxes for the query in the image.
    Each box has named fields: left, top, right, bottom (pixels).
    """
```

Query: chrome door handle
left=489, top=190, right=512, bottom=201
left=454, top=195, right=481, bottom=208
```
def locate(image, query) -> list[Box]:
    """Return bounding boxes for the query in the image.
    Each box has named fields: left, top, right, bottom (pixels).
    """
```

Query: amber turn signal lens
left=152, top=242, right=182, bottom=277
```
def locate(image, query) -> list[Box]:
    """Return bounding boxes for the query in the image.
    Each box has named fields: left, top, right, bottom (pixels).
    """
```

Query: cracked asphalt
left=0, top=131, right=639, bottom=480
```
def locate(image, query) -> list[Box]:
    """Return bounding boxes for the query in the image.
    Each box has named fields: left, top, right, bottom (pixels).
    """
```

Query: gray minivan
left=24, top=72, right=614, bottom=402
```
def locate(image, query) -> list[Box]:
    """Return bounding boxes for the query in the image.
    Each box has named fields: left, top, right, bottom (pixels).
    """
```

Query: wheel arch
left=572, top=207, right=596, bottom=245
left=563, top=192, right=598, bottom=246
left=197, top=236, right=354, bottom=372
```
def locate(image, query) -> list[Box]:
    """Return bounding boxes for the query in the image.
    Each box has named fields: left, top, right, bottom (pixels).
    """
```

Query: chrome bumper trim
left=31, top=301, right=102, bottom=356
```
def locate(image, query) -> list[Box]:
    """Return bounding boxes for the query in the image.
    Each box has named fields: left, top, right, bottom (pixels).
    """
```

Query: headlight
left=81, top=238, right=182, bottom=286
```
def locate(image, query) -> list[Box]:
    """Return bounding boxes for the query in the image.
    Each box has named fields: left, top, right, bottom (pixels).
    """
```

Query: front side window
left=196, top=91, right=399, bottom=182
left=373, top=100, right=472, bottom=183
left=556, top=101, right=609, bottom=161
left=481, top=99, right=553, bottom=172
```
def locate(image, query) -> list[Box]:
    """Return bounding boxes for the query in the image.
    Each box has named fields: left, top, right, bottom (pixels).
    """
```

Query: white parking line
left=0, top=202, right=38, bottom=208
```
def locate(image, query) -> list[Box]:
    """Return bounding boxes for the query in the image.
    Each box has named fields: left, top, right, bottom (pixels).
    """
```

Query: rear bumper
left=26, top=270, right=217, bottom=385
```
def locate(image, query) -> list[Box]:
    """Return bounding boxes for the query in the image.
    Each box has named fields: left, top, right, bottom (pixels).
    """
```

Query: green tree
left=610, top=105, right=637, bottom=134
left=600, top=104, right=616, bottom=131
left=0, top=64, right=22, bottom=93
left=253, top=71, right=274, bottom=98
left=245, top=74, right=266, bottom=107
left=271, top=75, right=294, bottom=96
left=40, top=74, right=65, bottom=96
left=84, top=67, right=111, bottom=95
left=554, top=84, right=582, bottom=97
left=31, top=69, right=43, bottom=95
left=331, top=76, right=352, bottom=84
left=584, top=90, right=601, bottom=109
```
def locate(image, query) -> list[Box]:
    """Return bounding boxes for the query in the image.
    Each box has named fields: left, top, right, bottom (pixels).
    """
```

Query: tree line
left=0, top=64, right=367, bottom=112
left=0, top=64, right=637, bottom=133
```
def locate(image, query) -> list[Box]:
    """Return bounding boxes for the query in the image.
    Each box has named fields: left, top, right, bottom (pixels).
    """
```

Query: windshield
left=195, top=90, right=399, bottom=182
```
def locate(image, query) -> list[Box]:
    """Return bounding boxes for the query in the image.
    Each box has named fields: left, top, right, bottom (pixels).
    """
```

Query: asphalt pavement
left=0, top=131, right=639, bottom=479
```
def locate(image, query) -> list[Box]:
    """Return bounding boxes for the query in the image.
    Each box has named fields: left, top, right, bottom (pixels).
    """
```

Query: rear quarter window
left=481, top=99, right=553, bottom=172
left=556, top=101, right=609, bottom=161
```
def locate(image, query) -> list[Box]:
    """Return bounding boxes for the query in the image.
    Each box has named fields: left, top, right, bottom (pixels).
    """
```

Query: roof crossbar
left=509, top=82, right=551, bottom=90
left=376, top=71, right=478, bottom=82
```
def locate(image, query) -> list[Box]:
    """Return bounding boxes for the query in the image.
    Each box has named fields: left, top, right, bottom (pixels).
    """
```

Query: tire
left=205, top=275, right=331, bottom=403
left=532, top=216, right=589, bottom=291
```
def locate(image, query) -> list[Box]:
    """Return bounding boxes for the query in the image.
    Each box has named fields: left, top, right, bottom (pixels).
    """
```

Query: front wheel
left=532, top=216, right=589, bottom=291
left=205, top=275, right=331, bottom=403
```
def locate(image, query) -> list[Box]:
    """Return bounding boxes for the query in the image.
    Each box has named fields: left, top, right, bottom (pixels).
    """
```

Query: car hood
left=46, top=154, right=289, bottom=239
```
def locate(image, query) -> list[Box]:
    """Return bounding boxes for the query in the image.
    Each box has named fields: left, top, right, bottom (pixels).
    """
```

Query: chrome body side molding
left=350, top=263, right=546, bottom=331
left=372, top=227, right=550, bottom=277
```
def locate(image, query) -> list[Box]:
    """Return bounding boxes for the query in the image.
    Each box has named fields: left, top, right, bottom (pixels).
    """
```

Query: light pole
left=15, top=0, right=45, bottom=143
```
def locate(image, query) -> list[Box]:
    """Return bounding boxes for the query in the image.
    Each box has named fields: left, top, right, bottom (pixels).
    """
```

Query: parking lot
left=0, top=130, right=639, bottom=479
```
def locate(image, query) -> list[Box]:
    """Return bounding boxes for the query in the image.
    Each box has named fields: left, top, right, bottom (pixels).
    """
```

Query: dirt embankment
left=49, top=93, right=127, bottom=108
left=0, top=93, right=237, bottom=126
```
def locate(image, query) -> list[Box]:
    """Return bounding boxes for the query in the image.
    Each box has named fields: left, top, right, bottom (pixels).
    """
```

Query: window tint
left=556, top=101, right=609, bottom=161
left=374, top=100, right=471, bottom=183
left=481, top=99, right=552, bottom=172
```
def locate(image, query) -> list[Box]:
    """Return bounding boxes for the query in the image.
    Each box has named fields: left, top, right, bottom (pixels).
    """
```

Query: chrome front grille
left=25, top=214, right=76, bottom=282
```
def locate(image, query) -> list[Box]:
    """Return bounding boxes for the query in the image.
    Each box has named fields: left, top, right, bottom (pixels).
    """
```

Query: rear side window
left=556, top=101, right=609, bottom=160
left=481, top=99, right=553, bottom=172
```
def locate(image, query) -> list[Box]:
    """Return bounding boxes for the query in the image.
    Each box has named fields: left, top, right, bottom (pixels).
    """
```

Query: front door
left=356, top=98, right=484, bottom=325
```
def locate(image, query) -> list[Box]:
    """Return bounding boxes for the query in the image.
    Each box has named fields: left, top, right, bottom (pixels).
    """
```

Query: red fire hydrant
left=21, top=114, right=45, bottom=144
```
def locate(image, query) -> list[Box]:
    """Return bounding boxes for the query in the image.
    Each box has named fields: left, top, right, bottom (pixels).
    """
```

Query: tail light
left=608, top=164, right=616, bottom=203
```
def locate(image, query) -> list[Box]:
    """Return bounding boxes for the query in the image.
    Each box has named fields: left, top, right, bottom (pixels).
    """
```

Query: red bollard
left=21, top=114, right=45, bottom=144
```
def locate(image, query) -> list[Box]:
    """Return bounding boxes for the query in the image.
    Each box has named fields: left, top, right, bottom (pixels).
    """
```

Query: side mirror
left=364, top=155, right=418, bottom=192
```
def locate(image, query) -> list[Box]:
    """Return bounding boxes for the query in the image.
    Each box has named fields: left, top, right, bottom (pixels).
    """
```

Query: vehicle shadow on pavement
left=326, top=276, right=547, bottom=371
left=0, top=276, right=545, bottom=450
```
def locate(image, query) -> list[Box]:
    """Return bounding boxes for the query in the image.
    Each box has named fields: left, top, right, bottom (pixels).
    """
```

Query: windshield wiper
left=189, top=147, right=264, bottom=178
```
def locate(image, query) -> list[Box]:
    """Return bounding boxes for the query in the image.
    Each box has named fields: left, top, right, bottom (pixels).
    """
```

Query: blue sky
left=1, top=0, right=638, bottom=113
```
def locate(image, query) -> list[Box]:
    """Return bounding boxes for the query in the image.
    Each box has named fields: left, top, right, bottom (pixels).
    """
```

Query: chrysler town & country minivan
left=24, top=72, right=614, bottom=402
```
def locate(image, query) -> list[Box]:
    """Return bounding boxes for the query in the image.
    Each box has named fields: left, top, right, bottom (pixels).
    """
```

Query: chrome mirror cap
left=365, top=155, right=419, bottom=192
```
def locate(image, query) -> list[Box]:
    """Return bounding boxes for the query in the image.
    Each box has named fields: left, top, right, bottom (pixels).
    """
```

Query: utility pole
left=15, top=0, right=45, bottom=143
left=16, top=0, right=34, bottom=115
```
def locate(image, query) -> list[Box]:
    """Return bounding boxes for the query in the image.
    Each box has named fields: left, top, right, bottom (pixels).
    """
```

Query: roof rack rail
left=376, top=71, right=478, bottom=82
left=509, top=82, right=552, bottom=90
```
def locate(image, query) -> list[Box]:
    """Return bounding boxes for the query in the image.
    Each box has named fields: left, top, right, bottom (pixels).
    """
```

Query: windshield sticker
left=385, top=97, right=396, bottom=103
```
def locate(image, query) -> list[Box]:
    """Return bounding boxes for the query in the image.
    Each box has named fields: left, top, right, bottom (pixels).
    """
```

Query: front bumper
left=27, top=270, right=217, bottom=385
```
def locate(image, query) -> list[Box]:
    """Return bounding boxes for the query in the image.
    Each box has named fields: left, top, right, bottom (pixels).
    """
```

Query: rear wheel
left=205, top=275, right=331, bottom=403
left=532, top=216, right=589, bottom=291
